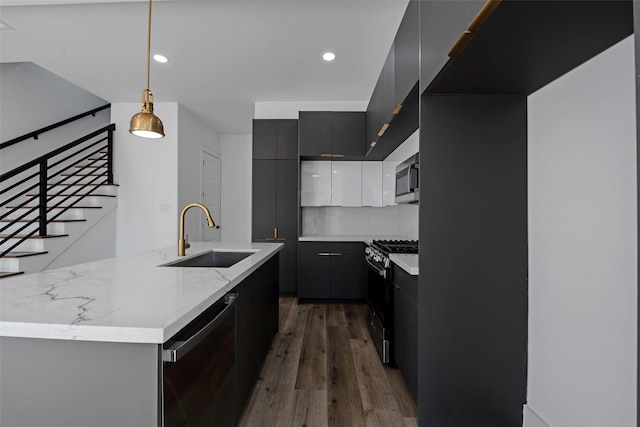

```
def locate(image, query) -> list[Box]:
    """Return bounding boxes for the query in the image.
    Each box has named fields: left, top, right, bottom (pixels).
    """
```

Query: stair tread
left=3, top=251, right=48, bottom=258
left=0, top=234, right=69, bottom=239
left=26, top=193, right=116, bottom=198
left=0, top=219, right=87, bottom=223
left=60, top=173, right=106, bottom=177
left=0, top=271, right=24, bottom=279
left=6, top=205, right=102, bottom=209
left=48, top=183, right=119, bottom=187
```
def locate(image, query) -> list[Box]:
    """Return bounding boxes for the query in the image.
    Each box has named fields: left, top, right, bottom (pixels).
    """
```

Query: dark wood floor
left=239, top=297, right=418, bottom=426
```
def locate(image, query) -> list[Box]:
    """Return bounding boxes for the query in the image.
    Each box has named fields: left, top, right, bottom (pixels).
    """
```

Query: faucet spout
left=178, top=202, right=216, bottom=256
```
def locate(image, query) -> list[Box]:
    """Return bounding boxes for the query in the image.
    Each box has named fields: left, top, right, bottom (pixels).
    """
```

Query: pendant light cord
left=145, top=0, right=152, bottom=92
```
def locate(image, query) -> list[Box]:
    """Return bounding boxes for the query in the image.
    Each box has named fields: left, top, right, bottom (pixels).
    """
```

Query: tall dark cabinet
left=252, top=119, right=298, bottom=294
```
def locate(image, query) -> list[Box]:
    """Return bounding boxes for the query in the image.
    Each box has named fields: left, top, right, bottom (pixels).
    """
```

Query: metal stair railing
left=0, top=123, right=116, bottom=258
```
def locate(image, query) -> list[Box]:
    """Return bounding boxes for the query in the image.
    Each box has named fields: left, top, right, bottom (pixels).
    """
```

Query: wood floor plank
left=240, top=298, right=418, bottom=427
left=384, top=366, right=418, bottom=417
left=349, top=339, right=406, bottom=427
left=292, top=389, right=329, bottom=427
left=326, top=304, right=346, bottom=327
left=295, top=304, right=327, bottom=390
left=239, top=334, right=303, bottom=426
left=327, top=326, right=367, bottom=427
left=404, top=417, right=419, bottom=427
left=279, top=296, right=294, bottom=331
left=344, top=304, right=369, bottom=340
left=281, top=298, right=309, bottom=338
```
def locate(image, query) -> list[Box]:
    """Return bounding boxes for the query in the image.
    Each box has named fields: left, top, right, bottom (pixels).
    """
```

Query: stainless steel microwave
left=395, top=152, right=419, bottom=204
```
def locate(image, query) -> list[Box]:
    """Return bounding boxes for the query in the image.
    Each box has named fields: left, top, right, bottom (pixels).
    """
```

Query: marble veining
left=0, top=242, right=282, bottom=344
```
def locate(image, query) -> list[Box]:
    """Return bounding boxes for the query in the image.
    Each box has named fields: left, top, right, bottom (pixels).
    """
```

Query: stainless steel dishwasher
left=162, top=293, right=237, bottom=427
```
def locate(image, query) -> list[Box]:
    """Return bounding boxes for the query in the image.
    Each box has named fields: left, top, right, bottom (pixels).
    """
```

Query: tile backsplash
left=302, top=204, right=419, bottom=239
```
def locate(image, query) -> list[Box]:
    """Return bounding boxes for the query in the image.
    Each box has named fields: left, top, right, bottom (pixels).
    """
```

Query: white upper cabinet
left=331, top=162, right=362, bottom=207
left=301, top=161, right=331, bottom=206
left=362, top=162, right=383, bottom=207
left=382, top=160, right=398, bottom=206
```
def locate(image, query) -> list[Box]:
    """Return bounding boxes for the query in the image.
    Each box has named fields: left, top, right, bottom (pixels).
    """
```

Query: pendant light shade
left=129, top=0, right=165, bottom=139
left=130, top=89, right=164, bottom=138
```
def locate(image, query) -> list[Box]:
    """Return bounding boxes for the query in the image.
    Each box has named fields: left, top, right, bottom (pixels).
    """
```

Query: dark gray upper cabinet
left=424, top=1, right=633, bottom=95
left=332, top=112, right=366, bottom=158
left=299, top=111, right=332, bottom=157
left=393, top=0, right=419, bottom=105
left=419, top=1, right=479, bottom=94
left=252, top=119, right=298, bottom=160
left=299, top=111, right=365, bottom=159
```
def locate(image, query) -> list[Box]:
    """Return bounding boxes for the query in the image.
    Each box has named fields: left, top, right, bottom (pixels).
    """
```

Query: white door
left=200, top=148, right=221, bottom=242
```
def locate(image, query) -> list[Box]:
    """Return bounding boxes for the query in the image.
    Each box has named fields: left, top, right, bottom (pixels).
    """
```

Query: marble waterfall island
left=0, top=241, right=282, bottom=427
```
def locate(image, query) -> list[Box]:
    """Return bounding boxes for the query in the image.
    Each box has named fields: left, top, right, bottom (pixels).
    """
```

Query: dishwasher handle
left=163, top=293, right=238, bottom=363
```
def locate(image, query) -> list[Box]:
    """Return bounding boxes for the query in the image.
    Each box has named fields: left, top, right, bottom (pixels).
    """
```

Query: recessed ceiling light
left=322, top=52, right=336, bottom=62
left=153, top=54, right=168, bottom=63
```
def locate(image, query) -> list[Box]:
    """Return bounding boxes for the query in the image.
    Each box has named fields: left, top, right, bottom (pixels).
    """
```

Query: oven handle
left=365, top=256, right=387, bottom=279
left=163, top=293, right=238, bottom=363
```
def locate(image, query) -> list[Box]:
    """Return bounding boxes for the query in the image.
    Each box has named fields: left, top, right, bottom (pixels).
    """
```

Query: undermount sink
left=161, top=250, right=257, bottom=268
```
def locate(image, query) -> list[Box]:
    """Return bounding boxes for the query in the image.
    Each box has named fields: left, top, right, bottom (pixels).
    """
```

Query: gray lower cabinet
left=392, top=264, right=418, bottom=401
left=297, top=242, right=364, bottom=300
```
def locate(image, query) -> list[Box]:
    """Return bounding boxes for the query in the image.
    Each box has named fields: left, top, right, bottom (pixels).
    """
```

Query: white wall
left=177, top=105, right=221, bottom=242
left=0, top=62, right=107, bottom=142
left=527, top=35, right=636, bottom=427
left=111, top=102, right=179, bottom=257
left=220, top=134, right=252, bottom=242
left=254, top=101, right=368, bottom=119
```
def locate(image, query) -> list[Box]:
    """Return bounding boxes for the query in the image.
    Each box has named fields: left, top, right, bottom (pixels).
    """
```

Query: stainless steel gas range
left=364, top=239, right=418, bottom=364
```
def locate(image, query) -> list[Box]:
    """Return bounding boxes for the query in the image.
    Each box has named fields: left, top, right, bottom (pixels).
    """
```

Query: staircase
left=0, top=113, right=116, bottom=278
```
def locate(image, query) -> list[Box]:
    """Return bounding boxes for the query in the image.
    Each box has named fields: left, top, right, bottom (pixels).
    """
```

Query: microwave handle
left=409, top=163, right=419, bottom=191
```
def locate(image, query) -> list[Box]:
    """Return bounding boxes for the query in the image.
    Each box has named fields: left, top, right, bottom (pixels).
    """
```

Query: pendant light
left=129, top=0, right=165, bottom=139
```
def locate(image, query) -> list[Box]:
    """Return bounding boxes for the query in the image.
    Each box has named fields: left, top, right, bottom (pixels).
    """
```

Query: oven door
left=365, top=254, right=392, bottom=363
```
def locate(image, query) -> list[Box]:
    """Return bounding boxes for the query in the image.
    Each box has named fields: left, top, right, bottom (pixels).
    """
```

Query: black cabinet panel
left=392, top=265, right=418, bottom=401
left=276, top=119, right=298, bottom=160
left=419, top=0, right=473, bottom=94
left=300, top=111, right=365, bottom=159
left=252, top=119, right=298, bottom=295
left=332, top=112, right=365, bottom=158
left=299, top=111, right=332, bottom=157
left=276, top=160, right=298, bottom=238
left=251, top=160, right=276, bottom=238
left=298, top=242, right=364, bottom=299
left=331, top=253, right=362, bottom=299
left=419, top=94, right=527, bottom=425
left=234, top=256, right=278, bottom=420
left=394, top=0, right=419, bottom=105
left=297, top=251, right=331, bottom=299
left=252, top=120, right=277, bottom=159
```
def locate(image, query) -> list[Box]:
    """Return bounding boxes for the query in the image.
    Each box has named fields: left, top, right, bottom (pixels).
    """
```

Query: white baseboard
left=523, top=405, right=551, bottom=427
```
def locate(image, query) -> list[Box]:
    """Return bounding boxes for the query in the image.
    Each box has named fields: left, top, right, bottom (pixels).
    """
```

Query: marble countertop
left=390, top=254, right=419, bottom=276
left=298, top=234, right=409, bottom=244
left=0, top=242, right=282, bottom=344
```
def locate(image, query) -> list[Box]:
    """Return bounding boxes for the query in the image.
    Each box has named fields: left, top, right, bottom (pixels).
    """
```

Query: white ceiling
left=0, top=0, right=409, bottom=135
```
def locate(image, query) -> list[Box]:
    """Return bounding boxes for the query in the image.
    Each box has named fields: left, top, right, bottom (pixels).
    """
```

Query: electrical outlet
left=314, top=217, right=320, bottom=226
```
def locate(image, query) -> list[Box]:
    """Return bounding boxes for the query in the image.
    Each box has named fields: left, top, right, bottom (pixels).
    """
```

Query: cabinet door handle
left=393, top=104, right=403, bottom=115
left=393, top=282, right=400, bottom=289
left=378, top=123, right=390, bottom=137
left=331, top=154, right=344, bottom=158
left=320, top=153, right=333, bottom=157
left=318, top=252, right=333, bottom=256
left=331, top=253, right=342, bottom=256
